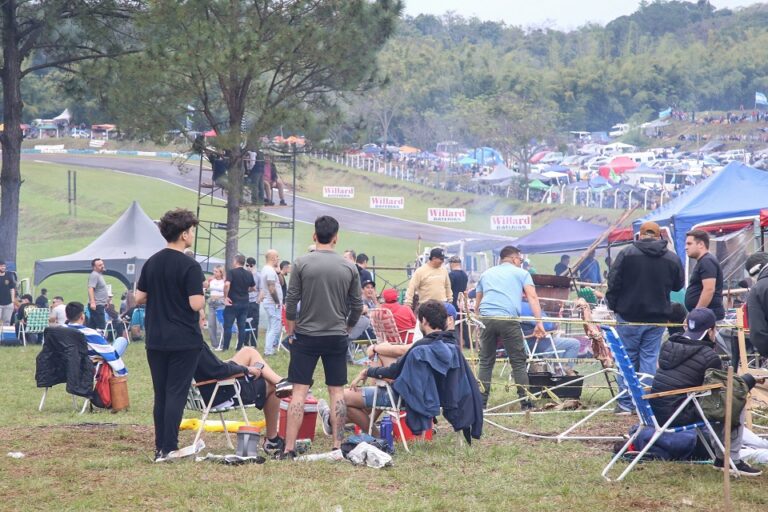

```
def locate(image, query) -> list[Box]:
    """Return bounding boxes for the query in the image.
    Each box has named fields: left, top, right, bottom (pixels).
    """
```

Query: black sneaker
left=279, top=200, right=287, bottom=206
left=520, top=400, right=535, bottom=411
left=153, top=449, right=167, bottom=463
left=275, top=449, right=297, bottom=461
left=275, top=379, right=293, bottom=399
left=263, top=436, right=285, bottom=455
left=714, top=458, right=763, bottom=476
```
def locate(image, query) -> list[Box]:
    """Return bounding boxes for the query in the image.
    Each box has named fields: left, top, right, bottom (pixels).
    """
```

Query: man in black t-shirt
left=684, top=229, right=724, bottom=320
left=136, top=208, right=207, bottom=462
left=221, top=254, right=256, bottom=351
left=448, top=256, right=468, bottom=308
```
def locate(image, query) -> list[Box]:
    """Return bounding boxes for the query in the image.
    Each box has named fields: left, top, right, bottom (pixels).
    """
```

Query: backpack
left=699, top=369, right=749, bottom=428
left=91, top=363, right=114, bottom=409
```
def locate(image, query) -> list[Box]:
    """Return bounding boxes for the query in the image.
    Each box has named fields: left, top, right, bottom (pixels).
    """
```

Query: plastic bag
left=347, top=442, right=393, bottom=469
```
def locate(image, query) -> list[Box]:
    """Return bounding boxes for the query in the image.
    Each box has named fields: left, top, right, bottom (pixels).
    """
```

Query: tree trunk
left=224, top=151, right=244, bottom=269
left=0, top=1, right=23, bottom=264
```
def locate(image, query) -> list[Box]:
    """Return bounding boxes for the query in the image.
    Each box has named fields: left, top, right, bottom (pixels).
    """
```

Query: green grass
left=296, top=158, right=642, bottom=236
left=16, top=160, right=428, bottom=302
left=2, top=345, right=767, bottom=511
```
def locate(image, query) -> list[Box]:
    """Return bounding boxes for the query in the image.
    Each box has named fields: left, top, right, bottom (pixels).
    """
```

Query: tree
left=96, top=0, right=401, bottom=263
left=0, top=0, right=141, bottom=264
left=459, top=93, right=559, bottom=182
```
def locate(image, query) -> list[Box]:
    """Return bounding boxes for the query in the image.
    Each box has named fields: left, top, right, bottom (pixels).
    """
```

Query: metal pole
left=291, top=143, right=297, bottom=263
left=73, top=171, right=77, bottom=218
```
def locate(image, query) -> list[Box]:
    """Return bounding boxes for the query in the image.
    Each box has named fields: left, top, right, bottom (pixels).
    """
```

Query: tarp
left=636, top=162, right=768, bottom=263
left=528, top=179, right=550, bottom=191
left=35, top=201, right=222, bottom=287
left=399, top=145, right=420, bottom=154
left=53, top=108, right=71, bottom=123
left=470, top=147, right=503, bottom=165
left=514, top=218, right=612, bottom=254
left=478, top=163, right=516, bottom=182
left=599, top=156, right=637, bottom=178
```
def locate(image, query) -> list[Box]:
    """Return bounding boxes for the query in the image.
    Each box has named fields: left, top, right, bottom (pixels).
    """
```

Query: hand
left=249, top=366, right=262, bottom=378
left=350, top=369, right=368, bottom=391
left=366, top=345, right=376, bottom=359
left=755, top=376, right=767, bottom=385
left=224, top=297, right=232, bottom=306
left=89, top=301, right=96, bottom=309
left=533, top=322, right=546, bottom=338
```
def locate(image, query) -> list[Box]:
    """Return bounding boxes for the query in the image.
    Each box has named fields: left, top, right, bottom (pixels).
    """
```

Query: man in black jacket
left=194, top=345, right=292, bottom=454
left=649, top=308, right=762, bottom=476
left=746, top=252, right=768, bottom=357
left=606, top=221, right=685, bottom=414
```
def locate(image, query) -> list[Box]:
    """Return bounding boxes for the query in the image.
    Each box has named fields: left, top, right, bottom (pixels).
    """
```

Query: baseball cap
left=683, top=308, right=717, bottom=340
left=443, top=301, right=458, bottom=320
left=382, top=288, right=398, bottom=303
left=361, top=279, right=376, bottom=289
left=429, top=248, right=446, bottom=260
left=639, top=221, right=661, bottom=238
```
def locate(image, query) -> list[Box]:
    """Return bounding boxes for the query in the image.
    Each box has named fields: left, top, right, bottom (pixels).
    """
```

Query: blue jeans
left=222, top=302, right=249, bottom=351
left=263, top=303, right=282, bottom=355
left=529, top=336, right=580, bottom=369
left=615, top=314, right=665, bottom=411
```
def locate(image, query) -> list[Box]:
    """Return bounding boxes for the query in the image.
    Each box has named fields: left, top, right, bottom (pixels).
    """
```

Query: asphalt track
left=24, top=153, right=509, bottom=244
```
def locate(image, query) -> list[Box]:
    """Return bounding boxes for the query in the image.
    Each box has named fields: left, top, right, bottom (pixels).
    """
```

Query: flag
left=756, top=92, right=768, bottom=106
left=658, top=107, right=672, bottom=120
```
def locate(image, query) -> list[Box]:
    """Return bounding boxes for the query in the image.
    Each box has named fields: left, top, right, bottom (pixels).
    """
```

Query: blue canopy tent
left=635, top=162, right=768, bottom=264
left=470, top=147, right=503, bottom=165
left=513, top=218, right=612, bottom=254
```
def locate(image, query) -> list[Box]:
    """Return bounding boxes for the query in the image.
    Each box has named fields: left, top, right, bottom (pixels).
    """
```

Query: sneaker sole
left=712, top=464, right=763, bottom=477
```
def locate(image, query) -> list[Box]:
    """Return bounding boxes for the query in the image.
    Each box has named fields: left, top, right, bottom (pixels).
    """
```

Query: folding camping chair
left=600, top=326, right=732, bottom=482
left=369, top=308, right=415, bottom=345
left=186, top=375, right=251, bottom=450
left=20, top=307, right=50, bottom=346
left=214, top=308, right=239, bottom=349
left=368, top=380, right=410, bottom=453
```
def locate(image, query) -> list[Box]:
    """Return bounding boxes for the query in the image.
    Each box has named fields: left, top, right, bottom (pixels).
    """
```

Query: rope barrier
left=476, top=314, right=748, bottom=330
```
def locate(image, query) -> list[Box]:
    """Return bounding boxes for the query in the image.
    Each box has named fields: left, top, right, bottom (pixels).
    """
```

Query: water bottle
left=379, top=415, right=394, bottom=452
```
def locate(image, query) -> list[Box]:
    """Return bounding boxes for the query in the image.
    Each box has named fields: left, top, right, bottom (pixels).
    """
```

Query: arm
left=346, top=270, right=364, bottom=328
left=523, top=284, right=546, bottom=338
left=189, top=295, right=205, bottom=312
left=223, top=280, right=232, bottom=306
left=404, top=271, right=418, bottom=306
left=367, top=342, right=410, bottom=359
left=266, top=280, right=280, bottom=305
left=445, top=271, right=453, bottom=303
left=366, top=355, right=406, bottom=380
left=87, top=287, right=96, bottom=308
left=134, top=290, right=147, bottom=305
left=284, top=262, right=301, bottom=336
left=696, top=278, right=716, bottom=310
left=604, top=250, right=625, bottom=310
left=474, top=291, right=483, bottom=314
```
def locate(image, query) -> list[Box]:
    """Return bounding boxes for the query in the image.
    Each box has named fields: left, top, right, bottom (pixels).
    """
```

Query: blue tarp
left=470, top=147, right=503, bottom=165
left=636, top=162, right=768, bottom=264
left=514, top=218, right=610, bottom=254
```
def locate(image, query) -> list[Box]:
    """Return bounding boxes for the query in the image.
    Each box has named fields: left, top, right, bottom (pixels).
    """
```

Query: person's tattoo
left=333, top=399, right=347, bottom=442
left=289, top=401, right=304, bottom=419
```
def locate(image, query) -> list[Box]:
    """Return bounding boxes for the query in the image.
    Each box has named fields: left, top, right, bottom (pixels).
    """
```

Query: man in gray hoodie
left=606, top=221, right=685, bottom=414
left=281, top=215, right=363, bottom=459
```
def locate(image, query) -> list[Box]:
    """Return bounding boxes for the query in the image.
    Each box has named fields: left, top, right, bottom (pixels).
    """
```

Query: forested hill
left=340, top=1, right=768, bottom=147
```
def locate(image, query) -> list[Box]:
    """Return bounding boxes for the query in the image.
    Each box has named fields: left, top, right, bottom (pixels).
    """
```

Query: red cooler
left=393, top=411, right=433, bottom=442
left=278, top=396, right=318, bottom=440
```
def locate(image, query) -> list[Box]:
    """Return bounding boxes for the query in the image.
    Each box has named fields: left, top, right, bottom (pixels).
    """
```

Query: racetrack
left=24, top=153, right=510, bottom=244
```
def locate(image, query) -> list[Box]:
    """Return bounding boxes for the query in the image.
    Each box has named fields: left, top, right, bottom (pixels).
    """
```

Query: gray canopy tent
left=35, top=201, right=222, bottom=288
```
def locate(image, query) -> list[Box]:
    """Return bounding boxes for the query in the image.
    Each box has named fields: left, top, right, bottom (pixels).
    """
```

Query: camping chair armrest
left=642, top=383, right=723, bottom=400
left=193, top=373, right=245, bottom=387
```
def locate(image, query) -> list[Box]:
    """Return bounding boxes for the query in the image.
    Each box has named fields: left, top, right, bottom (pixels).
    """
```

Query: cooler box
left=278, top=396, right=318, bottom=440
left=392, top=411, right=433, bottom=442
left=527, top=372, right=584, bottom=400
left=1, top=326, right=19, bottom=346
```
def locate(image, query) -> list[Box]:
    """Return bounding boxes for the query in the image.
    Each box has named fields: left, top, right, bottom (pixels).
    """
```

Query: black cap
left=429, top=248, right=446, bottom=260
left=361, top=279, right=376, bottom=288
left=684, top=308, right=717, bottom=340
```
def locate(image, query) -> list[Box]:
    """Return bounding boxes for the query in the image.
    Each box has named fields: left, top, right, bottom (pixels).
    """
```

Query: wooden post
left=736, top=307, right=752, bottom=429
left=723, top=365, right=734, bottom=511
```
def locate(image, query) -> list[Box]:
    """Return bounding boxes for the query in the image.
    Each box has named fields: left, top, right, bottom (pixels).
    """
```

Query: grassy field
left=2, top=345, right=767, bottom=511
left=15, top=160, right=427, bottom=302
left=296, top=158, right=641, bottom=236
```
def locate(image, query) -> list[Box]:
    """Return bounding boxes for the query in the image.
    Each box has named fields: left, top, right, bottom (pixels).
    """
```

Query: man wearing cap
left=649, top=308, right=763, bottom=476
left=746, top=252, right=768, bottom=357
left=606, top=221, right=684, bottom=414
left=404, top=248, right=452, bottom=309
left=379, top=288, right=417, bottom=343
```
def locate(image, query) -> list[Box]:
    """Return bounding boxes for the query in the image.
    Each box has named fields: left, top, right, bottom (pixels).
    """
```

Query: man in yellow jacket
left=404, top=248, right=452, bottom=309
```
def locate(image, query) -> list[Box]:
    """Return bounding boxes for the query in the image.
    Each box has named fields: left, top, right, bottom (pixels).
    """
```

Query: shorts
left=0, top=303, right=13, bottom=324
left=237, top=376, right=267, bottom=410
left=288, top=333, right=348, bottom=387
left=362, top=386, right=397, bottom=408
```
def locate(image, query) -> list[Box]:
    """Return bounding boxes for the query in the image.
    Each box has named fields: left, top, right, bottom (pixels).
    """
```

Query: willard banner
left=490, top=215, right=532, bottom=231
left=322, top=186, right=355, bottom=199
left=428, top=208, right=466, bottom=223
left=369, top=196, right=405, bottom=209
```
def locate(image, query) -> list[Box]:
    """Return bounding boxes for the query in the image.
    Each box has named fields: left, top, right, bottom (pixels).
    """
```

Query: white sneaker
left=166, top=439, right=206, bottom=460
left=318, top=399, right=332, bottom=436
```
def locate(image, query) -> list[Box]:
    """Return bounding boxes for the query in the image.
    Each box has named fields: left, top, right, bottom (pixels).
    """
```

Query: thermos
left=380, top=415, right=394, bottom=452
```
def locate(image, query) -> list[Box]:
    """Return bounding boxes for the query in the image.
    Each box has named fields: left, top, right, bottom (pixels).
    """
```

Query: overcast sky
left=403, top=0, right=760, bottom=30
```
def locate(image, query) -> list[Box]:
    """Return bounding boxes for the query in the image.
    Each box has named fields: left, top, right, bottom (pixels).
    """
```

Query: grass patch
left=2, top=345, right=767, bottom=511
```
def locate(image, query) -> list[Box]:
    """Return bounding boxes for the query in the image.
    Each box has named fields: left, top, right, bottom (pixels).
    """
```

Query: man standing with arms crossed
left=0, top=261, right=16, bottom=328
left=606, top=221, right=685, bottom=415
left=261, top=249, right=283, bottom=356
left=87, top=258, right=109, bottom=331
left=475, top=245, right=545, bottom=409
left=281, top=216, right=363, bottom=460
left=135, top=208, right=206, bottom=461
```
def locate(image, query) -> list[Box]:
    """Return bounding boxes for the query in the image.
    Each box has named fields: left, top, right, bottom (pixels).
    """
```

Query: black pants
left=88, top=305, right=106, bottom=330
left=246, top=302, right=260, bottom=349
left=147, top=348, right=202, bottom=454
left=222, top=302, right=249, bottom=351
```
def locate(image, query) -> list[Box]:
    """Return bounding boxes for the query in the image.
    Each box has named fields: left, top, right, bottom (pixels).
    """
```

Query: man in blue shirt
left=475, top=245, right=545, bottom=408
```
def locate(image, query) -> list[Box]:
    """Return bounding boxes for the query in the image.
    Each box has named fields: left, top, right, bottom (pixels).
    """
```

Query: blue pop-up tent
left=635, top=162, right=768, bottom=264
left=514, top=218, right=611, bottom=254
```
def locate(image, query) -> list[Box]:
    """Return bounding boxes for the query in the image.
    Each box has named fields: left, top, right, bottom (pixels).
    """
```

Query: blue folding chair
left=600, top=326, right=731, bottom=481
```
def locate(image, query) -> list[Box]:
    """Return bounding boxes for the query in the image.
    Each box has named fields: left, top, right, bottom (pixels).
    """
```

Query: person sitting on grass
left=194, top=345, right=292, bottom=454
left=65, top=301, right=129, bottom=377
left=649, top=308, right=764, bottom=477
left=319, top=300, right=455, bottom=435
